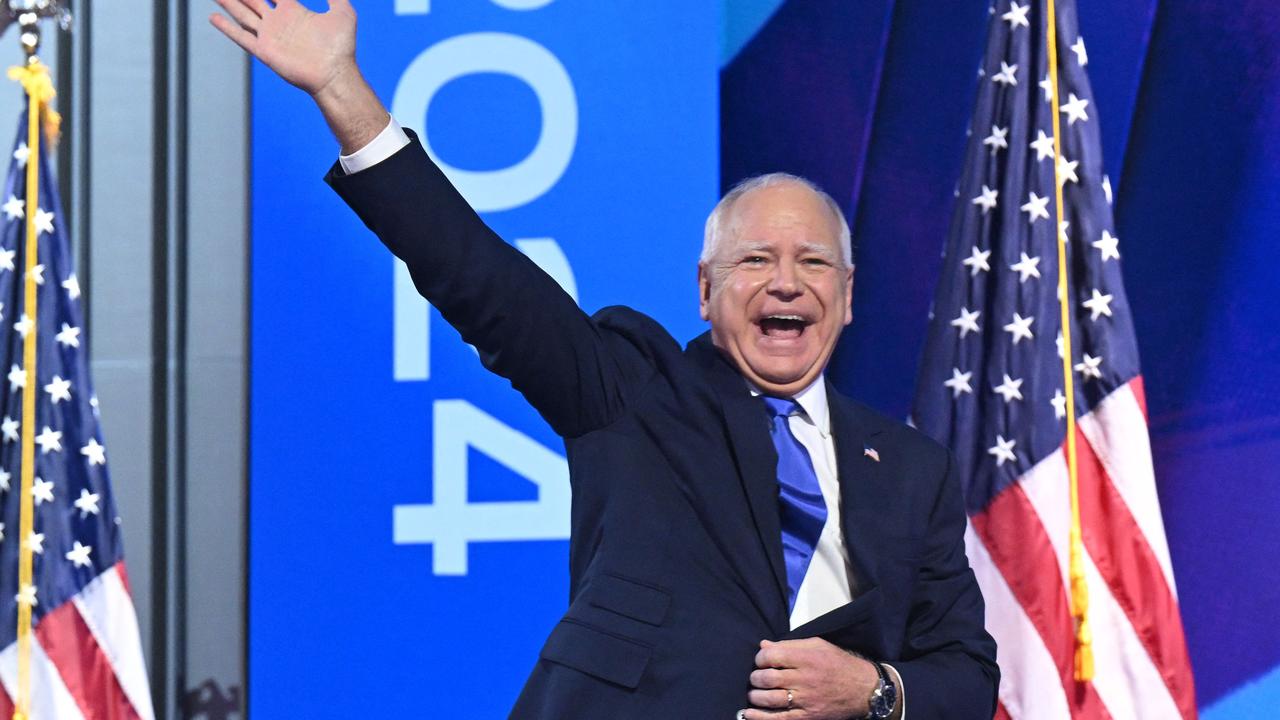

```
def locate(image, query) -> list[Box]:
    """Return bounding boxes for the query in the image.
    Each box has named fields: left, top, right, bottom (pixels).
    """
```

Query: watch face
left=870, top=681, right=897, bottom=718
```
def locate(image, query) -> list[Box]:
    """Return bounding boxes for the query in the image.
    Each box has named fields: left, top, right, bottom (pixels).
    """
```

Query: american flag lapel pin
left=864, top=446, right=880, bottom=462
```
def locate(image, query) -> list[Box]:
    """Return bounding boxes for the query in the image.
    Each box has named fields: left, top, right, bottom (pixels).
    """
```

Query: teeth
left=766, top=315, right=805, bottom=322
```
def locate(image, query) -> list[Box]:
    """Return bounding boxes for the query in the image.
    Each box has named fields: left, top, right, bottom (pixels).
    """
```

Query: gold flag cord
left=8, top=59, right=56, bottom=720
left=1045, top=0, right=1094, bottom=682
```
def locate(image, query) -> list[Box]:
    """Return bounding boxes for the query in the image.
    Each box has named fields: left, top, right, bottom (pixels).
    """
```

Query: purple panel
left=720, top=0, right=895, bottom=203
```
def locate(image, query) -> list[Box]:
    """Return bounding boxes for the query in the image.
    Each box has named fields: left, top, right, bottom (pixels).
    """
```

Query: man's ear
left=843, top=266, right=854, bottom=326
left=698, top=263, right=712, bottom=321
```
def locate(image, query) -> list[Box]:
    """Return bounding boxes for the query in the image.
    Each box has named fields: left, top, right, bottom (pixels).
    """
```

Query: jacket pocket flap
left=541, top=619, right=652, bottom=689
left=588, top=573, right=671, bottom=626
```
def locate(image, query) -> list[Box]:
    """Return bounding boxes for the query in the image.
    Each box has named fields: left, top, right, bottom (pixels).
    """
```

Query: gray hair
left=701, top=173, right=853, bottom=270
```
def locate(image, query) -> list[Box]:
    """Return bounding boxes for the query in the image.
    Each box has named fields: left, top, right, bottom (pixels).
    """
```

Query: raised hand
left=210, top=0, right=388, bottom=153
left=211, top=0, right=356, bottom=97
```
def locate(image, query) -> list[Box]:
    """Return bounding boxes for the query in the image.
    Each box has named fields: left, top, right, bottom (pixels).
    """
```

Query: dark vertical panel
left=150, top=0, right=170, bottom=714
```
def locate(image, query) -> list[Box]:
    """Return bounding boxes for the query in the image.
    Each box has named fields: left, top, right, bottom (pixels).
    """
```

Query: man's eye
left=803, top=258, right=830, bottom=267
left=743, top=256, right=766, bottom=264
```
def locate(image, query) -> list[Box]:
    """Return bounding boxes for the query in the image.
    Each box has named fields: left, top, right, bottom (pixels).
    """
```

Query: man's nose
left=767, top=259, right=802, bottom=297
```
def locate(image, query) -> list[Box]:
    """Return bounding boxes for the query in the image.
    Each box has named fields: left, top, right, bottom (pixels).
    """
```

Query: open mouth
left=758, top=314, right=810, bottom=339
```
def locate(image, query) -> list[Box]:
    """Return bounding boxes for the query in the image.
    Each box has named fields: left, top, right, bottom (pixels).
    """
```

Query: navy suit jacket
left=327, top=134, right=998, bottom=719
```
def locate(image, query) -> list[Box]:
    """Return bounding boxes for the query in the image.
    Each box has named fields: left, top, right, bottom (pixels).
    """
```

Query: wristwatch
left=864, top=660, right=898, bottom=719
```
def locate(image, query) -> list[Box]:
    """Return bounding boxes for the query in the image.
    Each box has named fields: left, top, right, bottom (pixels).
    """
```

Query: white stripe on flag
left=1078, top=383, right=1178, bottom=594
left=965, top=524, right=1071, bottom=720
left=1082, top=551, right=1183, bottom=720
left=1013, top=448, right=1072, bottom=593
left=73, top=565, right=156, bottom=720
left=0, top=636, right=87, bottom=720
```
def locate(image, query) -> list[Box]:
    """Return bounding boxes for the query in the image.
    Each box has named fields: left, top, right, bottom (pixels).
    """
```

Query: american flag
left=911, top=1, right=1197, bottom=718
left=0, top=105, right=154, bottom=718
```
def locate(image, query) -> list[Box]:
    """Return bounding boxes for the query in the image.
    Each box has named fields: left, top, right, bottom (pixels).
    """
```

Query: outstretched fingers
left=209, top=11, right=258, bottom=55
left=213, top=0, right=264, bottom=34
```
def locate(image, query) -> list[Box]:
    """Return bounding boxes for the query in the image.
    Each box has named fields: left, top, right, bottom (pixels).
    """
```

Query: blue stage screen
left=249, top=4, right=718, bottom=716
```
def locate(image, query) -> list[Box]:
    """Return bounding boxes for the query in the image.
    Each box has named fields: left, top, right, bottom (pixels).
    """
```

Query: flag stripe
left=966, top=525, right=1072, bottom=720
left=1076, top=415, right=1198, bottom=717
left=0, top=635, right=88, bottom=720
left=35, top=598, right=143, bottom=720
left=970, top=481, right=1112, bottom=718
left=1080, top=548, right=1184, bottom=720
left=0, top=681, right=13, bottom=718
left=73, top=564, right=156, bottom=720
left=1078, top=380, right=1177, bottom=591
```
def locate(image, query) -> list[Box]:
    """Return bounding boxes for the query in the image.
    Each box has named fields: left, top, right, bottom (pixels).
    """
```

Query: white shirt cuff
left=338, top=116, right=410, bottom=175
left=884, top=663, right=905, bottom=719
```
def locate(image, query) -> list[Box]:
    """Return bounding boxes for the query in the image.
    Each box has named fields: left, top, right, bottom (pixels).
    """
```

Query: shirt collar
left=747, top=375, right=832, bottom=439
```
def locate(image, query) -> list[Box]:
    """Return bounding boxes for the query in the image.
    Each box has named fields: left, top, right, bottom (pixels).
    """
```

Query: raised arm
left=210, top=0, right=385, bottom=153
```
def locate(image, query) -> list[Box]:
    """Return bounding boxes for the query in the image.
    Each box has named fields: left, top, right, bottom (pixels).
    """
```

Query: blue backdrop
left=249, top=3, right=716, bottom=717
left=251, top=1, right=1278, bottom=716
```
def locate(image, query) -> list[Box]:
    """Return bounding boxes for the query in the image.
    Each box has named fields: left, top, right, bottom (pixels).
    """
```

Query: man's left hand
left=739, top=637, right=877, bottom=719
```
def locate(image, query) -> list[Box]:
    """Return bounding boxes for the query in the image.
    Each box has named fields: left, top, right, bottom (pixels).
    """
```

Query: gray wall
left=2, top=4, right=250, bottom=718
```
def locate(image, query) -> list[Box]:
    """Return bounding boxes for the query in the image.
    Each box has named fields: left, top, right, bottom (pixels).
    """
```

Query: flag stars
left=2, top=194, right=21, bottom=220
left=14, top=313, right=33, bottom=339
left=66, top=541, right=93, bottom=568
left=1010, top=253, right=1042, bottom=283
left=983, top=125, right=1009, bottom=154
left=1102, top=175, right=1113, bottom=205
left=15, top=584, right=37, bottom=608
left=32, top=477, right=53, bottom=505
left=1030, top=130, right=1055, bottom=162
left=13, top=143, right=29, bottom=167
left=951, top=307, right=982, bottom=338
left=945, top=368, right=974, bottom=398
left=1072, top=36, right=1089, bottom=66
left=1021, top=192, right=1050, bottom=223
left=24, top=531, right=45, bottom=555
left=8, top=364, right=25, bottom=391
left=1083, top=288, right=1115, bottom=321
left=55, top=323, right=80, bottom=348
left=35, top=209, right=54, bottom=236
left=1056, top=155, right=1079, bottom=187
left=27, top=263, right=44, bottom=285
left=1051, top=388, right=1068, bottom=419
left=1059, top=220, right=1071, bottom=242
left=1075, top=353, right=1104, bottom=380
left=35, top=426, right=63, bottom=454
left=74, top=488, right=101, bottom=517
left=1002, top=1, right=1030, bottom=29
left=993, top=374, right=1025, bottom=403
left=992, top=61, right=1019, bottom=86
left=1003, top=312, right=1035, bottom=344
left=0, top=249, right=12, bottom=272
left=1056, top=331, right=1065, bottom=358
left=1, top=416, right=17, bottom=442
left=988, top=435, right=1017, bottom=467
left=963, top=246, right=992, bottom=276
left=972, top=185, right=998, bottom=214
left=1094, top=230, right=1121, bottom=262
left=81, top=437, right=106, bottom=466
left=62, top=273, right=80, bottom=300
left=45, top=375, right=72, bottom=404
left=0, top=468, right=8, bottom=491
left=1060, top=93, right=1090, bottom=125
left=1039, top=74, right=1054, bottom=103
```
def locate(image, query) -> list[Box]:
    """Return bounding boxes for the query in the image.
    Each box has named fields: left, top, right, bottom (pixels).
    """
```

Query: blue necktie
left=762, top=397, right=828, bottom=612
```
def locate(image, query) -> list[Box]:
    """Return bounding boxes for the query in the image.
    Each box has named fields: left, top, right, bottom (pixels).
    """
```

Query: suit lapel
left=687, top=335, right=790, bottom=628
left=826, top=383, right=891, bottom=595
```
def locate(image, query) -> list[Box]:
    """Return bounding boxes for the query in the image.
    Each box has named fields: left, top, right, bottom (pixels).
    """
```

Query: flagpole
left=5, top=5, right=69, bottom=718
left=1045, top=0, right=1094, bottom=682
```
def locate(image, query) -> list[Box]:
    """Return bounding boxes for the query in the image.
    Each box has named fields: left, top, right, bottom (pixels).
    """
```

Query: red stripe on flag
left=994, top=700, right=1013, bottom=720
left=117, top=563, right=133, bottom=598
left=972, top=482, right=1112, bottom=719
left=0, top=682, right=13, bottom=718
left=1075, top=421, right=1198, bottom=719
left=34, top=598, right=143, bottom=720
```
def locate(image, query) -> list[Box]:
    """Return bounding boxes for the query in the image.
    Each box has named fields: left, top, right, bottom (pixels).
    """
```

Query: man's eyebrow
left=730, top=241, right=774, bottom=256
left=797, top=242, right=839, bottom=260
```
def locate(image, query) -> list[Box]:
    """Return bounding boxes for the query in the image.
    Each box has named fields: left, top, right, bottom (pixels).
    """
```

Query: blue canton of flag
left=910, top=1, right=1196, bottom=718
left=0, top=104, right=154, bottom=719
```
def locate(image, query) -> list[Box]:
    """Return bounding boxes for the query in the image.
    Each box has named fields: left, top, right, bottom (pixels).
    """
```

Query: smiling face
left=698, top=182, right=853, bottom=396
